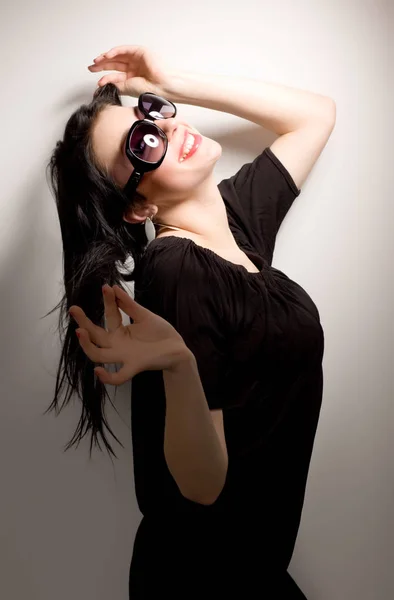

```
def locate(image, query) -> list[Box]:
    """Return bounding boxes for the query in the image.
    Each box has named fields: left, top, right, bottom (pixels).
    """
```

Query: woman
left=46, top=45, right=336, bottom=598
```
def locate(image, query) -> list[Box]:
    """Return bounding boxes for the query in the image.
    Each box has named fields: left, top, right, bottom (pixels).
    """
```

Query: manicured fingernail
left=76, top=330, right=81, bottom=339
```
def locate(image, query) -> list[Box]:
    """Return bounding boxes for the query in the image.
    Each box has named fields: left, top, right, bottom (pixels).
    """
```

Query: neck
left=152, top=177, right=236, bottom=249
left=154, top=222, right=183, bottom=232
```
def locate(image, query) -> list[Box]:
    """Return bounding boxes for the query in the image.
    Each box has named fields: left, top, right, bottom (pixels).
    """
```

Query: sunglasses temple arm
left=123, top=171, right=142, bottom=199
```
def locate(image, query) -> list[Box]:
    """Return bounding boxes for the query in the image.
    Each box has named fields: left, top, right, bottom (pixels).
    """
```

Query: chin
left=212, top=140, right=223, bottom=159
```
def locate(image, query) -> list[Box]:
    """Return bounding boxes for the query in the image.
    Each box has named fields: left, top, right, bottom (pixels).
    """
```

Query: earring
left=144, top=216, right=156, bottom=245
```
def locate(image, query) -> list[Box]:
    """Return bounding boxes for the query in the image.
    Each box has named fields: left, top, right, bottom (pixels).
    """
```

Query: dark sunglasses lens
left=128, top=123, right=167, bottom=163
left=141, top=93, right=176, bottom=119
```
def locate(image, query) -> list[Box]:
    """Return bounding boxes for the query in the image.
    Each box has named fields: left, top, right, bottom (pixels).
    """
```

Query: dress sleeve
left=218, top=146, right=301, bottom=265
left=133, top=243, right=236, bottom=411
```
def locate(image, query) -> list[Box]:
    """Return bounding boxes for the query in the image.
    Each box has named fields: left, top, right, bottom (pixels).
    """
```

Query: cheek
left=143, top=137, right=216, bottom=191
left=113, top=161, right=134, bottom=188
left=148, top=155, right=185, bottom=187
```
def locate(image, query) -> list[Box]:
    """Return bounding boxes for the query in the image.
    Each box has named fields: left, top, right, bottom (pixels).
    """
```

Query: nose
left=155, top=117, right=179, bottom=142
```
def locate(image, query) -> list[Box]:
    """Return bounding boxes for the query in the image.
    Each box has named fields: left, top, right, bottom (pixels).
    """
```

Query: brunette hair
left=43, top=84, right=149, bottom=461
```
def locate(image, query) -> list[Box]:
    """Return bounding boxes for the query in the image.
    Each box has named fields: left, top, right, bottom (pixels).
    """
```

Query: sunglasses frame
left=123, top=92, right=177, bottom=199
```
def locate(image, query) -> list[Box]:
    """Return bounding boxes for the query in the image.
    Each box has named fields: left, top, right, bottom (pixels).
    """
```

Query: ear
left=122, top=211, right=147, bottom=225
left=123, top=204, right=157, bottom=225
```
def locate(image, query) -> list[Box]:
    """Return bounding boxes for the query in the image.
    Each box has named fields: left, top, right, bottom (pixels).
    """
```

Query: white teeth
left=180, top=134, right=195, bottom=161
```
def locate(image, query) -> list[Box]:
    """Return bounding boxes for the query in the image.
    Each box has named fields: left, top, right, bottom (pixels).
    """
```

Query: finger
left=76, top=329, right=115, bottom=363
left=113, top=285, right=149, bottom=322
left=91, top=55, right=129, bottom=66
left=102, top=285, right=122, bottom=333
left=94, top=365, right=133, bottom=386
left=97, top=73, right=127, bottom=88
left=93, top=54, right=135, bottom=63
left=104, top=45, right=144, bottom=59
left=91, top=47, right=139, bottom=65
left=93, top=55, right=129, bottom=64
left=69, top=306, right=111, bottom=348
left=88, top=61, right=129, bottom=72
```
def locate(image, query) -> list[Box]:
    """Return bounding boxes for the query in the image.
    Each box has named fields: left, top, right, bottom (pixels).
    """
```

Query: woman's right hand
left=87, top=45, right=175, bottom=98
left=69, top=285, right=191, bottom=385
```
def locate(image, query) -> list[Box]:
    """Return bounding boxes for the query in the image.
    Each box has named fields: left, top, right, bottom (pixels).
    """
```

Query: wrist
left=164, top=347, right=196, bottom=373
left=163, top=70, right=202, bottom=105
left=162, top=70, right=232, bottom=112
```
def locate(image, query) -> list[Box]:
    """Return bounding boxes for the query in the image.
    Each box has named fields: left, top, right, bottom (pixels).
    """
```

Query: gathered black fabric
left=128, top=147, right=324, bottom=598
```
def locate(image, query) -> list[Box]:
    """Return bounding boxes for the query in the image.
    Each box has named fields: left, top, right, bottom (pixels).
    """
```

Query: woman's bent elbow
left=186, top=463, right=228, bottom=506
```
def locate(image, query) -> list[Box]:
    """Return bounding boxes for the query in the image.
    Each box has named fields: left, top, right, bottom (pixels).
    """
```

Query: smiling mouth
left=179, top=131, right=203, bottom=162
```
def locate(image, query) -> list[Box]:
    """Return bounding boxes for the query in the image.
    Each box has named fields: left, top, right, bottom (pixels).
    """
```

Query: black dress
left=128, top=147, right=324, bottom=599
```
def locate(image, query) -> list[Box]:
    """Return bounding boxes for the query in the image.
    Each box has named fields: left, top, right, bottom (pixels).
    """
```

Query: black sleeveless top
left=129, top=147, right=324, bottom=597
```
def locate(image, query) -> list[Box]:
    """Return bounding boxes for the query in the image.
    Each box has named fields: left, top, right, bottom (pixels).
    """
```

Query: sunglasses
left=123, top=92, right=177, bottom=199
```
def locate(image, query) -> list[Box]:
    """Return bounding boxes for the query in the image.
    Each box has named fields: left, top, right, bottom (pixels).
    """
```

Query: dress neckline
left=150, top=235, right=265, bottom=276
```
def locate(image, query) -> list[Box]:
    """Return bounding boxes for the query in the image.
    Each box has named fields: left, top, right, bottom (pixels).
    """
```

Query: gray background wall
left=0, top=0, right=392, bottom=598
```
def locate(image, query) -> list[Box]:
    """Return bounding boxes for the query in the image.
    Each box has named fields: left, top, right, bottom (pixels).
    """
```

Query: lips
left=178, top=129, right=202, bottom=161
left=179, top=129, right=193, bottom=158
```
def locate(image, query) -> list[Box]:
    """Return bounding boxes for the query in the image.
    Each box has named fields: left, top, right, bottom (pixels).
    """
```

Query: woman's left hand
left=69, top=284, right=190, bottom=385
left=87, top=44, right=177, bottom=99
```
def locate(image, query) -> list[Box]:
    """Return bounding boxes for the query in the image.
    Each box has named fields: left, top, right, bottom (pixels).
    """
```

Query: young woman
left=46, top=45, right=336, bottom=598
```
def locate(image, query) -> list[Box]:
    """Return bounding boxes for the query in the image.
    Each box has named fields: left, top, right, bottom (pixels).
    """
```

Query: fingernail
left=76, top=330, right=81, bottom=339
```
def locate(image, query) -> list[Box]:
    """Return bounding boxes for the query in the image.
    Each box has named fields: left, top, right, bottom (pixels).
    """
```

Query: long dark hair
left=43, top=84, right=149, bottom=461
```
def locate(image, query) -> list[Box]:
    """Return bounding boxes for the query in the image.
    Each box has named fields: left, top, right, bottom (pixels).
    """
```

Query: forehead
left=91, top=104, right=138, bottom=177
left=98, top=104, right=138, bottom=131
left=93, top=104, right=138, bottom=152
